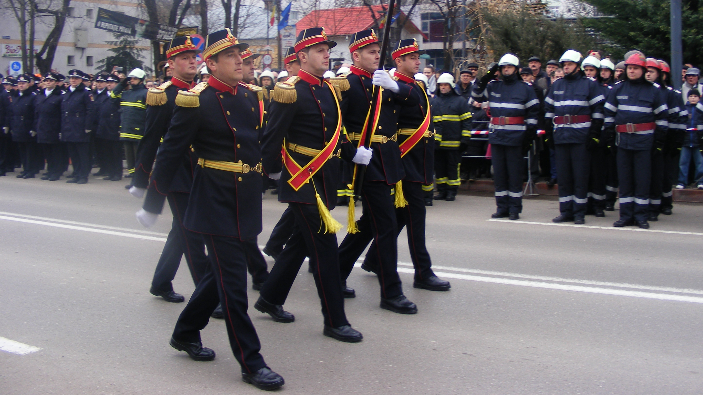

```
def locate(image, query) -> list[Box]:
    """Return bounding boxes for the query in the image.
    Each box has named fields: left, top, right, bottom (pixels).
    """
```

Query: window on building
left=86, top=56, right=93, bottom=67
left=421, top=13, right=445, bottom=43
left=67, top=55, right=75, bottom=66
left=67, top=7, right=75, bottom=17
left=86, top=9, right=93, bottom=19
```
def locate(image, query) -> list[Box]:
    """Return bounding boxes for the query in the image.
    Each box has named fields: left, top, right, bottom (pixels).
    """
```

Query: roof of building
left=296, top=5, right=425, bottom=38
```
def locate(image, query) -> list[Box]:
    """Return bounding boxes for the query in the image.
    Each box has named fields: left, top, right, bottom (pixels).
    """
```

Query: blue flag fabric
left=278, top=2, right=292, bottom=31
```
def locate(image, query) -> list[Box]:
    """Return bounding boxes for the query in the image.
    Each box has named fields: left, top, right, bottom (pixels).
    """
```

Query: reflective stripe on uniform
left=653, top=104, right=667, bottom=114
left=650, top=199, right=662, bottom=205
left=662, top=191, right=673, bottom=197
left=559, top=195, right=574, bottom=203
left=508, top=191, right=523, bottom=198
left=606, top=185, right=618, bottom=192
left=491, top=102, right=525, bottom=109
left=495, top=190, right=508, bottom=197
left=589, top=95, right=605, bottom=105
left=574, top=197, right=588, bottom=204
left=634, top=197, right=650, bottom=205
left=120, top=133, right=143, bottom=140
left=121, top=102, right=146, bottom=109
left=587, top=192, right=606, bottom=200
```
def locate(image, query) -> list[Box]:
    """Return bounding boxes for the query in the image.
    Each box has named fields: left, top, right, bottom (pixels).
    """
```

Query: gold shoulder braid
left=145, top=81, right=171, bottom=106
left=263, top=89, right=270, bottom=101
left=175, top=82, right=208, bottom=108
left=329, top=76, right=350, bottom=91
left=332, top=84, right=342, bottom=101
left=272, top=76, right=300, bottom=104
left=246, top=84, right=264, bottom=101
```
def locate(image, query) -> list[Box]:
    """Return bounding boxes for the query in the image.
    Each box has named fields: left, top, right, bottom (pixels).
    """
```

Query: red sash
left=282, top=80, right=342, bottom=191
left=398, top=86, right=431, bottom=157
left=349, top=86, right=384, bottom=187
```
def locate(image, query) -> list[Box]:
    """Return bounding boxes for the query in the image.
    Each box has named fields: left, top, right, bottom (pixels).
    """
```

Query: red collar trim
left=298, top=69, right=323, bottom=86
left=171, top=77, right=193, bottom=90
left=394, top=71, right=414, bottom=84
left=208, top=76, right=237, bottom=94
left=351, top=65, right=372, bottom=78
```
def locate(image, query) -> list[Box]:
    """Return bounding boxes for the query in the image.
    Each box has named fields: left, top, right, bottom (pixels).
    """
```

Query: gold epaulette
left=263, top=88, right=271, bottom=101
left=246, top=84, right=264, bottom=101
left=272, top=76, right=299, bottom=104
left=329, top=76, right=350, bottom=92
left=145, top=81, right=172, bottom=106
left=175, top=82, right=208, bottom=108
left=331, top=84, right=342, bottom=101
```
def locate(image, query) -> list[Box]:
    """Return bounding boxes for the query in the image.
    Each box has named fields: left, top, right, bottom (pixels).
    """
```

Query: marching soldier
left=136, top=29, right=284, bottom=390
left=545, top=51, right=605, bottom=224
left=257, top=27, right=367, bottom=342
left=61, top=70, right=94, bottom=184
left=361, top=39, right=451, bottom=291
left=604, top=53, right=668, bottom=229
left=8, top=74, right=39, bottom=178
left=112, top=68, right=148, bottom=179
left=34, top=72, right=65, bottom=181
left=337, top=29, right=419, bottom=314
left=473, top=54, right=540, bottom=220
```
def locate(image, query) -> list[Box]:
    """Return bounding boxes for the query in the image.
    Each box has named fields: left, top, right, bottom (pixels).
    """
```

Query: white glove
left=268, top=172, right=281, bottom=180
left=136, top=209, right=158, bottom=228
left=352, top=146, right=373, bottom=165
left=29, top=130, right=36, bottom=137
left=3, top=127, right=9, bottom=134
left=372, top=70, right=399, bottom=93
left=85, top=129, right=91, bottom=134
left=129, top=186, right=146, bottom=198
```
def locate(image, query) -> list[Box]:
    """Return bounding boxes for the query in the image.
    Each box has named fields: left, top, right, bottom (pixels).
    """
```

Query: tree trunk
left=221, top=0, right=231, bottom=30
left=200, top=0, right=209, bottom=37
left=232, top=0, right=241, bottom=35
left=35, top=0, right=72, bottom=74
left=29, top=0, right=35, bottom=73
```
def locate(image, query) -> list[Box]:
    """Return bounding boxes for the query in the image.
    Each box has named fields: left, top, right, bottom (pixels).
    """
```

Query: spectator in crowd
left=423, top=65, right=436, bottom=95
left=678, top=89, right=703, bottom=189
left=546, top=60, right=559, bottom=78
left=455, top=65, right=477, bottom=99
left=681, top=67, right=700, bottom=101
left=615, top=62, right=626, bottom=81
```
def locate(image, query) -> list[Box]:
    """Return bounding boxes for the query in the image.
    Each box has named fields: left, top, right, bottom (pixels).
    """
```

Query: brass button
left=237, top=144, right=241, bottom=148
left=324, top=127, right=327, bottom=131
left=378, top=125, right=382, bottom=129
left=252, top=108, right=255, bottom=112
left=232, top=127, right=237, bottom=131
left=245, top=93, right=248, bottom=97
left=394, top=110, right=396, bottom=113
left=227, top=111, right=230, bottom=115
left=238, top=177, right=242, bottom=181
left=220, top=95, right=224, bottom=98
left=318, top=100, right=321, bottom=103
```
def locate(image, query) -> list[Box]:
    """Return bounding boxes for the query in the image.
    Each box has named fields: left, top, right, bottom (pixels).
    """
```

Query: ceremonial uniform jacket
left=132, top=77, right=198, bottom=192
left=472, top=76, right=539, bottom=147
left=0, top=88, right=9, bottom=128
left=395, top=71, right=434, bottom=184
left=604, top=78, right=668, bottom=151
left=544, top=73, right=605, bottom=145
left=111, top=83, right=147, bottom=141
left=143, top=77, right=264, bottom=240
left=262, top=70, right=356, bottom=209
left=430, top=88, right=472, bottom=149
left=340, top=66, right=416, bottom=185
left=8, top=90, right=35, bottom=143
left=92, top=89, right=121, bottom=141
left=34, top=88, right=63, bottom=144
left=60, top=84, right=93, bottom=143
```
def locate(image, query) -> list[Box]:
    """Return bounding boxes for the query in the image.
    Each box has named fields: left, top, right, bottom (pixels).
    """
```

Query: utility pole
left=670, top=0, right=682, bottom=90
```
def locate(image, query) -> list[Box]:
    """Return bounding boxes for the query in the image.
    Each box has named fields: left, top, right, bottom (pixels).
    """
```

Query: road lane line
left=0, top=336, right=41, bottom=355
left=488, top=218, right=703, bottom=236
left=0, top=211, right=167, bottom=237
left=3, top=212, right=703, bottom=303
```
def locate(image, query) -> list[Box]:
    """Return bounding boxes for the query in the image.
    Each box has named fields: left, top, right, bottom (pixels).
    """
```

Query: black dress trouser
left=66, top=142, right=90, bottom=178
left=491, top=144, right=524, bottom=215
left=264, top=206, right=295, bottom=254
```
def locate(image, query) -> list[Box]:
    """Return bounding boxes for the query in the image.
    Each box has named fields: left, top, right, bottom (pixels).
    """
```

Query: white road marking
left=2, top=212, right=703, bottom=304
left=0, top=336, right=41, bottom=355
left=488, top=218, right=703, bottom=236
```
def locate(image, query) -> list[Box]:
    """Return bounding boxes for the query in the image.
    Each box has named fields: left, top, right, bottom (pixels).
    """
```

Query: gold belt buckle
left=239, top=160, right=250, bottom=173
left=380, top=135, right=389, bottom=143
left=252, top=163, right=262, bottom=173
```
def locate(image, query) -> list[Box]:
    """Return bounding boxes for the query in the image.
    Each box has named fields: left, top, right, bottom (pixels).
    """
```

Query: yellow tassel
left=394, top=180, right=408, bottom=208
left=175, top=91, right=200, bottom=107
left=146, top=89, right=167, bottom=106
left=272, top=79, right=298, bottom=103
left=316, top=192, right=342, bottom=234
left=347, top=197, right=359, bottom=234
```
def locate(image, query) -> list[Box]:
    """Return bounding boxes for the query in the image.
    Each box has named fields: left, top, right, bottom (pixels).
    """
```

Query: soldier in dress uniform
left=257, top=27, right=368, bottom=342
left=91, top=74, right=122, bottom=181
left=34, top=72, right=65, bottom=181
left=241, top=48, right=261, bottom=84
left=112, top=68, right=148, bottom=179
left=8, top=74, right=39, bottom=178
left=136, top=29, right=284, bottom=390
left=360, top=39, right=451, bottom=291
left=337, top=29, right=420, bottom=314
left=283, top=46, right=300, bottom=77
left=62, top=69, right=94, bottom=184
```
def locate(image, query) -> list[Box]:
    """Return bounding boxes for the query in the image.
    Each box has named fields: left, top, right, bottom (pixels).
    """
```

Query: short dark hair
left=689, top=89, right=700, bottom=97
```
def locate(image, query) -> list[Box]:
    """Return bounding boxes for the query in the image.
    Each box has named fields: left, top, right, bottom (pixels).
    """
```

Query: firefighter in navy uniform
left=92, top=74, right=122, bottom=181
left=604, top=53, right=669, bottom=229
left=336, top=29, right=420, bottom=314
left=135, top=29, right=284, bottom=391
left=112, top=68, right=148, bottom=179
left=361, top=39, right=451, bottom=291
left=34, top=72, right=65, bottom=181
left=600, top=59, right=619, bottom=211
left=473, top=54, right=540, bottom=220
left=8, top=74, right=38, bottom=178
left=431, top=72, right=472, bottom=201
left=257, top=27, right=366, bottom=342
left=545, top=51, right=605, bottom=224
left=61, top=69, right=94, bottom=184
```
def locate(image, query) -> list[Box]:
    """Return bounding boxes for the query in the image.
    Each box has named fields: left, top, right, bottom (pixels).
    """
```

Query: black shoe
left=595, top=208, right=605, bottom=217
left=424, top=199, right=433, bottom=206
left=124, top=184, right=132, bottom=189
left=413, top=275, right=451, bottom=291
left=604, top=203, right=615, bottom=211
left=93, top=170, right=106, bottom=177
left=552, top=214, right=574, bottom=223
left=445, top=190, right=456, bottom=201
left=491, top=212, right=509, bottom=219
left=636, top=220, right=650, bottom=229
left=48, top=175, right=60, bottom=181
left=380, top=295, right=418, bottom=314
left=574, top=217, right=585, bottom=225
left=547, top=178, right=557, bottom=187
left=323, top=325, right=363, bottom=343
left=149, top=286, right=185, bottom=303
left=649, top=214, right=659, bottom=221
left=124, top=173, right=133, bottom=178
left=360, top=262, right=378, bottom=274
left=433, top=192, right=447, bottom=200
left=254, top=296, right=295, bottom=323
left=342, top=282, right=356, bottom=298
left=613, top=218, right=635, bottom=227
left=262, top=246, right=280, bottom=261
left=66, top=173, right=78, bottom=179
left=66, top=177, right=79, bottom=183
left=109, top=175, right=122, bottom=181
left=242, top=367, right=284, bottom=391
left=22, top=173, right=35, bottom=179
left=16, top=172, right=26, bottom=178
left=509, top=213, right=519, bottom=220
left=211, top=304, right=224, bottom=319
left=660, top=207, right=672, bottom=215
left=76, top=177, right=88, bottom=184
left=169, top=336, right=216, bottom=361
left=41, top=174, right=50, bottom=180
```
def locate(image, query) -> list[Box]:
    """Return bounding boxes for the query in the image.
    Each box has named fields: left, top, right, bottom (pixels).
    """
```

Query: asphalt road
left=1, top=175, right=703, bottom=394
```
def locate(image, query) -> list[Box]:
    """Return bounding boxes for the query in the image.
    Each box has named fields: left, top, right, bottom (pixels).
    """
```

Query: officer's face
left=353, top=44, right=380, bottom=73
left=299, top=43, right=330, bottom=77
left=395, top=52, right=420, bottom=76
left=43, top=79, right=57, bottom=90
left=501, top=65, right=516, bottom=76
left=129, top=78, right=142, bottom=86
left=242, top=58, right=256, bottom=82
left=583, top=66, right=598, bottom=78
left=17, top=81, right=28, bottom=91
left=170, top=51, right=198, bottom=81
left=626, top=65, right=643, bottom=80
left=207, top=47, right=243, bottom=84
left=562, top=62, right=578, bottom=75
left=69, top=76, right=82, bottom=87
left=645, top=67, right=659, bottom=82
left=438, top=83, right=452, bottom=94
left=106, top=82, right=117, bottom=91
left=96, top=81, right=107, bottom=90
left=600, top=69, right=612, bottom=80
left=285, top=61, right=300, bottom=77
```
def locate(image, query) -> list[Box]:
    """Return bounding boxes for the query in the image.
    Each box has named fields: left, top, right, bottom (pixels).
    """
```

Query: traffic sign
left=9, top=61, right=22, bottom=76
left=262, top=54, right=272, bottom=68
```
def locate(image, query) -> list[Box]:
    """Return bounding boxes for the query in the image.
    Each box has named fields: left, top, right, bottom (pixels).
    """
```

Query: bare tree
left=35, top=0, right=72, bottom=74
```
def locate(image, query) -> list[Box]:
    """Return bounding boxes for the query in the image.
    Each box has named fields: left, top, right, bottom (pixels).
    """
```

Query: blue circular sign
left=10, top=62, right=21, bottom=72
